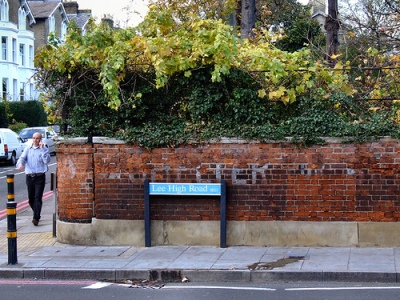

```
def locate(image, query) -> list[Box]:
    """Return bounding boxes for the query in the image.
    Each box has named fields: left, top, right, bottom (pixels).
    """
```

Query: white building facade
left=0, top=0, right=38, bottom=101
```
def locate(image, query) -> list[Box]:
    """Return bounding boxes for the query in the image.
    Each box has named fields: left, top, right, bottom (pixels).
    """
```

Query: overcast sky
left=75, top=0, right=149, bottom=27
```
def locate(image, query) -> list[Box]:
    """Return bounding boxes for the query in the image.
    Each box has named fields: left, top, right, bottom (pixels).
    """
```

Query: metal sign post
left=144, top=180, right=227, bottom=248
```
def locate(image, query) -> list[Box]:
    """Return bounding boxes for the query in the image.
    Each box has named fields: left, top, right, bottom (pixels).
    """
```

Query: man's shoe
left=32, top=219, right=39, bottom=226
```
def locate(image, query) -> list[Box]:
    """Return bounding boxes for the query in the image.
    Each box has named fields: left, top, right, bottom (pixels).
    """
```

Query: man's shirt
left=16, top=145, right=51, bottom=174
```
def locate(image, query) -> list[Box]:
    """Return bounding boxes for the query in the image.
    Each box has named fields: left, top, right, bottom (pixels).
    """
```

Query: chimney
left=101, top=15, right=114, bottom=29
left=64, top=1, right=79, bottom=15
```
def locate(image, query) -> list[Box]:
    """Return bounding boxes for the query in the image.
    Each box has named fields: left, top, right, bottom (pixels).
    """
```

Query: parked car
left=0, top=128, right=26, bottom=165
left=19, top=126, right=58, bottom=155
left=49, top=124, right=72, bottom=135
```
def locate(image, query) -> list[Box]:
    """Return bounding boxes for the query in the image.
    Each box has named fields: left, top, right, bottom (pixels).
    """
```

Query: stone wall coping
left=54, top=136, right=397, bottom=145
left=54, top=136, right=126, bottom=145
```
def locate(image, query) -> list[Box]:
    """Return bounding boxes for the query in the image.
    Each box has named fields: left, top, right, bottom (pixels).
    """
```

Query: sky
left=75, top=0, right=311, bottom=27
left=75, top=0, right=149, bottom=27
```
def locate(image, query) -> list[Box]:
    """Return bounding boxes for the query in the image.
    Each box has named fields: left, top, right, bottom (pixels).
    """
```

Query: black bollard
left=7, top=174, right=17, bottom=265
left=51, top=172, right=56, bottom=238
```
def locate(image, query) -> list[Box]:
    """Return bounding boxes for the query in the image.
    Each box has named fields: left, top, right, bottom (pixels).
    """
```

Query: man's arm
left=16, top=146, right=29, bottom=170
left=41, top=147, right=51, bottom=164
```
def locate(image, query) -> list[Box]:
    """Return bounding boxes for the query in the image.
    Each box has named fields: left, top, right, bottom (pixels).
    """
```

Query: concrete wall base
left=56, top=219, right=400, bottom=247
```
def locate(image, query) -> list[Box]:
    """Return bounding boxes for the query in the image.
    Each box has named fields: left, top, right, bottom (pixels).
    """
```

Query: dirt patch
left=248, top=256, right=306, bottom=270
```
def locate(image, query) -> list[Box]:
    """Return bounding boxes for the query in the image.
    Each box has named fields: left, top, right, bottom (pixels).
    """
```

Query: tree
left=32, top=3, right=400, bottom=146
left=240, top=0, right=257, bottom=39
left=326, top=0, right=340, bottom=67
left=337, top=0, right=400, bottom=100
left=256, top=0, right=324, bottom=52
left=34, top=3, right=351, bottom=134
left=340, top=0, right=400, bottom=55
left=148, top=0, right=257, bottom=40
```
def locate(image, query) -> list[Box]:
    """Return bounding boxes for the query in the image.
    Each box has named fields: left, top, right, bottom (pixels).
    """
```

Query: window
left=49, top=15, right=55, bottom=34
left=13, top=79, right=17, bottom=101
left=19, top=43, right=24, bottom=66
left=2, top=78, right=8, bottom=100
left=29, top=45, right=33, bottom=67
left=18, top=7, right=26, bottom=30
left=61, top=22, right=68, bottom=42
left=12, top=38, right=16, bottom=62
left=19, top=83, right=24, bottom=101
left=1, top=0, right=9, bottom=22
left=1, top=36, right=7, bottom=61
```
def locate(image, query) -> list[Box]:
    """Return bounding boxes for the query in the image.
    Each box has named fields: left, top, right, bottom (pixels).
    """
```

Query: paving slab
left=1, top=194, right=400, bottom=283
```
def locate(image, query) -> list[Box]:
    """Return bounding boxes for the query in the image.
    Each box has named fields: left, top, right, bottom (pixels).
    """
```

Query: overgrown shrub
left=63, top=68, right=400, bottom=147
left=8, top=122, right=28, bottom=133
left=0, top=102, right=9, bottom=128
left=8, top=101, right=47, bottom=127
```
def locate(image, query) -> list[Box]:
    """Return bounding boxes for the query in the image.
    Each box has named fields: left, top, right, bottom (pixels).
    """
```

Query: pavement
left=1, top=193, right=400, bottom=284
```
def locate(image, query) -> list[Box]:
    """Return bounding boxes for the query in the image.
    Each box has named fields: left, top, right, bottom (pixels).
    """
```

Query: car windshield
left=19, top=129, right=45, bottom=139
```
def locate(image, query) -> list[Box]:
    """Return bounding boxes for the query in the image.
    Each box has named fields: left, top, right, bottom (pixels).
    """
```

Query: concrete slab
left=75, top=246, right=131, bottom=257
left=218, top=246, right=267, bottom=261
left=29, top=245, right=88, bottom=257
left=41, top=258, right=91, bottom=268
left=83, top=258, right=130, bottom=269
left=167, top=247, right=224, bottom=269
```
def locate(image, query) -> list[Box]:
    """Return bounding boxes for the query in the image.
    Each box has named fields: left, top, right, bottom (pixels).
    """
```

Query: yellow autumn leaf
left=282, top=95, right=290, bottom=104
left=334, top=61, right=343, bottom=70
left=269, top=86, right=286, bottom=99
left=258, top=89, right=267, bottom=98
left=330, top=53, right=342, bottom=59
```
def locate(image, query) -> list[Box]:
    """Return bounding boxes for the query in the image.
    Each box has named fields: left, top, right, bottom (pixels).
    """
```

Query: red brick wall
left=56, top=139, right=400, bottom=223
left=57, top=144, right=94, bottom=222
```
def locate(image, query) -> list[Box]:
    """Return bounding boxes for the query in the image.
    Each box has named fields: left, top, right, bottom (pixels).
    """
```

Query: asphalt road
left=0, top=156, right=57, bottom=208
left=1, top=280, right=400, bottom=300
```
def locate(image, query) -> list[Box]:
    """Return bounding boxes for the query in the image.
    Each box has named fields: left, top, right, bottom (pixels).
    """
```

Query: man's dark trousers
left=26, top=174, right=46, bottom=220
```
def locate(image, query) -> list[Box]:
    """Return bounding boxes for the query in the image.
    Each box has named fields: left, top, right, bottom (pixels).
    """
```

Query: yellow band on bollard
left=7, top=232, right=17, bottom=238
left=7, top=194, right=15, bottom=200
left=7, top=178, right=14, bottom=183
left=7, top=208, right=16, bottom=215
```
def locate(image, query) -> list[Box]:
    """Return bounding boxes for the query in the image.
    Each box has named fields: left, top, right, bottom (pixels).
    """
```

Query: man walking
left=16, top=132, right=51, bottom=226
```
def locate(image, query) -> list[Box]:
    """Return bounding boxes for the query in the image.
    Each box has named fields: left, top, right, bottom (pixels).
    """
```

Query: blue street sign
left=149, top=183, right=221, bottom=196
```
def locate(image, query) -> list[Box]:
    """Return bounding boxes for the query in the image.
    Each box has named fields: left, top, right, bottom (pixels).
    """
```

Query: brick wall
left=9, top=0, right=19, bottom=24
left=32, top=19, right=47, bottom=54
left=56, top=138, right=400, bottom=224
left=57, top=143, right=94, bottom=222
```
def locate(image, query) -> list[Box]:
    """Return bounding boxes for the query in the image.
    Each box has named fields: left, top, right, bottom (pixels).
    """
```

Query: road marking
left=163, top=286, right=276, bottom=291
left=0, top=191, right=53, bottom=219
left=286, top=286, right=400, bottom=291
left=82, top=282, right=114, bottom=289
left=0, top=279, right=97, bottom=285
left=0, top=162, right=57, bottom=179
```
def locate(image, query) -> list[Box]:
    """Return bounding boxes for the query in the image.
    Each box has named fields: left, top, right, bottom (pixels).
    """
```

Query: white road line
left=0, top=280, right=96, bottom=285
left=82, top=282, right=114, bottom=289
left=163, top=286, right=276, bottom=291
left=0, top=163, right=57, bottom=179
left=286, top=286, right=400, bottom=291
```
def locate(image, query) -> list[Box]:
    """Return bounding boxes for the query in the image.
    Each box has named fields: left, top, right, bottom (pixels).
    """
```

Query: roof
left=68, top=12, right=91, bottom=29
left=28, top=1, right=62, bottom=19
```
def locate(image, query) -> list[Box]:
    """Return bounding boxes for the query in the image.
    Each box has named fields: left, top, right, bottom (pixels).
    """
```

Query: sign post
left=144, top=180, right=227, bottom=248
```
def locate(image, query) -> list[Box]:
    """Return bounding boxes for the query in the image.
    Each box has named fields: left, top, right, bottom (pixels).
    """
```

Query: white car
left=19, top=126, right=58, bottom=155
left=0, top=128, right=26, bottom=165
